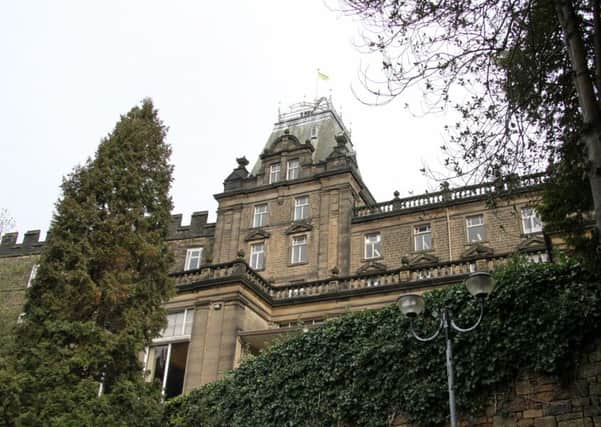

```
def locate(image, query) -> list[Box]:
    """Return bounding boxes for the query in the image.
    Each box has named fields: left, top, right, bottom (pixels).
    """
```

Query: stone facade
left=0, top=98, right=552, bottom=399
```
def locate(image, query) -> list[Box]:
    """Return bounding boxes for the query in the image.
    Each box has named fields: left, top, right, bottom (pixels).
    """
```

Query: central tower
left=212, top=97, right=375, bottom=284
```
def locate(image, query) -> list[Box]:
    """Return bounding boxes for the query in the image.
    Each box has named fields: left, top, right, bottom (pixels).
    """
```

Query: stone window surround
left=290, top=234, right=308, bottom=265
left=286, top=158, right=300, bottom=180
left=249, top=241, right=266, bottom=271
left=364, top=232, right=382, bottom=260
left=521, top=207, right=543, bottom=235
left=184, top=247, right=203, bottom=271
left=413, top=223, right=433, bottom=252
left=466, top=214, right=487, bottom=243
left=269, top=163, right=281, bottom=184
left=145, top=308, right=195, bottom=399
left=294, top=195, right=310, bottom=221
left=253, top=204, right=268, bottom=228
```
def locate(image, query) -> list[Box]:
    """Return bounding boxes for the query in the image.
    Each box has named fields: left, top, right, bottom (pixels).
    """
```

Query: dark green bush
left=166, top=259, right=601, bottom=426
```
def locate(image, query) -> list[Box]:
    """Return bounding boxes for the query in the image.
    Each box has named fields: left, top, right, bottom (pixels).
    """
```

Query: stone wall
left=350, top=194, right=542, bottom=275
left=393, top=343, right=601, bottom=427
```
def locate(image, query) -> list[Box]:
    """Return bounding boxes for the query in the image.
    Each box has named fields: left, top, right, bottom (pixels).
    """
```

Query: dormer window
left=287, top=159, right=300, bottom=180
left=269, top=164, right=281, bottom=184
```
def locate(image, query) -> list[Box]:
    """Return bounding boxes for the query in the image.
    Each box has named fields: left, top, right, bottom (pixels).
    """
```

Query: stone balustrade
left=353, top=173, right=546, bottom=219
left=173, top=250, right=547, bottom=303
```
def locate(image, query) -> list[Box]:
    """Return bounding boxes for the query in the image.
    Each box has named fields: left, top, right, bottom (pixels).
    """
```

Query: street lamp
left=397, top=272, right=495, bottom=427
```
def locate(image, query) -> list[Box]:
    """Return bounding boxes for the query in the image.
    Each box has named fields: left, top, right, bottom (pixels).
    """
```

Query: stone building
left=0, top=97, right=549, bottom=399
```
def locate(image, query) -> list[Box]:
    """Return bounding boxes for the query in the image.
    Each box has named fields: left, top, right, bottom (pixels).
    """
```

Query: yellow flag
left=317, top=69, right=329, bottom=81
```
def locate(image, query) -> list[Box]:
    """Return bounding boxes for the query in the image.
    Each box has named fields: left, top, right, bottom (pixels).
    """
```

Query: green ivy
left=166, top=259, right=601, bottom=426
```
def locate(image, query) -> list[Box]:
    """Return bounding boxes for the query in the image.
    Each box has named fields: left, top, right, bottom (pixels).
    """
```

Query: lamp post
left=397, top=272, right=495, bottom=427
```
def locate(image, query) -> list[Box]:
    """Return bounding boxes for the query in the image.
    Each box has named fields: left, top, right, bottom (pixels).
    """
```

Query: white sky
left=0, top=1, right=451, bottom=240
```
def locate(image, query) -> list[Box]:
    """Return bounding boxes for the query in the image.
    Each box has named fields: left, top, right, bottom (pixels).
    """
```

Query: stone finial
left=237, top=249, right=245, bottom=259
left=440, top=181, right=451, bottom=202
left=331, top=266, right=340, bottom=277
left=236, top=156, right=249, bottom=168
left=393, top=190, right=400, bottom=199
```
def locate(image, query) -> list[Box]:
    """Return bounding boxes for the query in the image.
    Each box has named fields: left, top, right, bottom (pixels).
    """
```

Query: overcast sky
left=0, top=1, right=452, bottom=240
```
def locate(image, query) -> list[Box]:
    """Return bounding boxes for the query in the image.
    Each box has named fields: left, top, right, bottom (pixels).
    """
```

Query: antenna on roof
left=277, top=100, right=282, bottom=121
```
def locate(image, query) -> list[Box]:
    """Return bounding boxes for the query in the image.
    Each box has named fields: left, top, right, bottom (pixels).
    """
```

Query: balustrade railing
left=173, top=250, right=547, bottom=302
left=353, top=173, right=546, bottom=218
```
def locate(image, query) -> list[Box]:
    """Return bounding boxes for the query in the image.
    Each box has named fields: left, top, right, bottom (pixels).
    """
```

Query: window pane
left=294, top=196, right=309, bottom=220
left=151, top=345, right=168, bottom=387
left=414, top=225, right=432, bottom=251
left=269, top=164, right=280, bottom=183
left=162, top=312, right=186, bottom=337
left=164, top=342, right=189, bottom=399
left=250, top=243, right=265, bottom=270
left=468, top=225, right=485, bottom=242
left=253, top=205, right=267, bottom=227
left=184, top=310, right=194, bottom=335
left=185, top=248, right=202, bottom=271
left=365, top=233, right=381, bottom=258
left=291, top=236, right=307, bottom=263
left=521, top=207, right=542, bottom=234
left=287, top=160, right=300, bottom=180
left=466, top=215, right=485, bottom=242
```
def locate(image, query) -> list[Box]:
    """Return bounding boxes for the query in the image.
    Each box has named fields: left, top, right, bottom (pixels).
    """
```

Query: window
left=250, top=242, right=265, bottom=270
left=184, top=248, right=203, bottom=271
left=253, top=204, right=268, bottom=228
left=291, top=235, right=307, bottom=264
left=466, top=215, right=486, bottom=243
left=145, top=309, right=194, bottom=399
left=269, top=164, right=281, bottom=184
left=521, top=207, right=543, bottom=234
left=27, top=264, right=39, bottom=288
left=161, top=310, right=194, bottom=338
left=294, top=196, right=309, bottom=220
left=364, top=233, right=382, bottom=259
left=287, top=159, right=300, bottom=180
left=310, top=126, right=318, bottom=139
left=414, top=224, right=432, bottom=251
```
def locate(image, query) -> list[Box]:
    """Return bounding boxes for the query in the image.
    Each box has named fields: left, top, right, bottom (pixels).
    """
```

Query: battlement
left=0, top=211, right=216, bottom=259
left=0, top=230, right=46, bottom=257
left=167, top=211, right=215, bottom=240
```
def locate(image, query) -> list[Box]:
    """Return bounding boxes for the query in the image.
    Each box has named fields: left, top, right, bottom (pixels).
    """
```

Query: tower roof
left=251, top=97, right=356, bottom=175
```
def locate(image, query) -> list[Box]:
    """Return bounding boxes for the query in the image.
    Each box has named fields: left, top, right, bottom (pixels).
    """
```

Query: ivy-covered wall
left=0, top=255, right=37, bottom=350
left=165, top=260, right=601, bottom=426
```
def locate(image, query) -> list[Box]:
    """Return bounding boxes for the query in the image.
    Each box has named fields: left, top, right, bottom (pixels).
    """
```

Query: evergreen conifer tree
left=7, top=99, right=173, bottom=425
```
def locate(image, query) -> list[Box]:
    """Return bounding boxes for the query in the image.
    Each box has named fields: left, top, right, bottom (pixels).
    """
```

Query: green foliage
left=166, top=260, right=601, bottom=426
left=538, top=140, right=600, bottom=272
left=1, top=99, right=174, bottom=425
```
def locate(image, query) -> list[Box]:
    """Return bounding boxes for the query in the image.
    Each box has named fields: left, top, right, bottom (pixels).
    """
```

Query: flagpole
left=315, top=68, right=319, bottom=100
